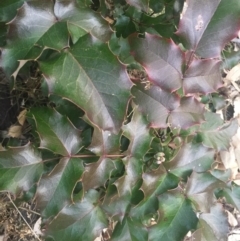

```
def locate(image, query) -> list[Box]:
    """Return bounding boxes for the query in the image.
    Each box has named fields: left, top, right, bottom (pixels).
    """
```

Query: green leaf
left=36, top=157, right=84, bottom=218
left=197, top=112, right=238, bottom=151
left=219, top=184, right=240, bottom=210
left=111, top=217, right=148, bottom=241
left=130, top=166, right=179, bottom=221
left=115, top=15, right=136, bottom=38
left=0, top=0, right=25, bottom=22
left=1, top=0, right=68, bottom=76
left=45, top=190, right=108, bottom=241
left=0, top=145, right=43, bottom=196
left=39, top=34, right=132, bottom=133
left=122, top=107, right=153, bottom=158
left=82, top=157, right=117, bottom=191
left=149, top=189, right=198, bottom=241
left=55, top=0, right=112, bottom=42
left=129, top=33, right=183, bottom=92
left=176, top=0, right=240, bottom=58
left=164, top=143, right=215, bottom=179
left=186, top=172, right=227, bottom=212
left=192, top=204, right=228, bottom=241
left=88, top=128, right=121, bottom=155
left=29, top=108, right=82, bottom=156
left=126, top=0, right=149, bottom=12
left=183, top=58, right=222, bottom=94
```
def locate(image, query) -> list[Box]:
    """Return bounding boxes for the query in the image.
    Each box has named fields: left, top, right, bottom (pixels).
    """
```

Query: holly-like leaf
left=1, top=0, right=68, bottom=76
left=0, top=145, right=43, bottom=196
left=176, top=0, right=240, bottom=58
left=129, top=33, right=183, bottom=92
left=130, top=166, right=179, bottom=221
left=219, top=185, right=240, bottom=210
left=149, top=189, right=198, bottom=241
left=82, top=157, right=117, bottom=191
left=164, top=143, right=215, bottom=179
left=183, top=58, right=222, bottom=94
left=186, top=172, right=228, bottom=212
left=55, top=0, right=112, bottom=43
left=39, top=34, right=132, bottom=133
left=88, top=128, right=121, bottom=156
left=111, top=217, right=148, bottom=241
left=197, top=112, right=238, bottom=151
left=132, top=84, right=180, bottom=128
left=36, top=157, right=84, bottom=218
left=29, top=108, right=82, bottom=156
left=45, top=190, right=108, bottom=241
left=192, top=204, right=228, bottom=241
left=169, top=97, right=205, bottom=129
left=1, top=0, right=112, bottom=76
left=122, top=107, right=153, bottom=158
left=126, top=0, right=149, bottom=12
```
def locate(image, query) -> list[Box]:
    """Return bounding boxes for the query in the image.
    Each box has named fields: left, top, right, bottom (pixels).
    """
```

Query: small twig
left=7, top=193, right=42, bottom=241
left=18, top=206, right=41, bottom=216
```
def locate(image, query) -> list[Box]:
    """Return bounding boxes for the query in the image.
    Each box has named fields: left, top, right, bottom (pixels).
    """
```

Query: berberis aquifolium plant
left=0, top=0, right=240, bottom=240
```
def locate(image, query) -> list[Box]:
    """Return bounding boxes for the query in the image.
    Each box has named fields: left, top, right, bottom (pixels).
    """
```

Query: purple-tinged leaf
left=149, top=188, right=198, bottom=241
left=186, top=172, right=227, bottom=212
left=169, top=97, right=205, bottom=129
left=177, top=0, right=240, bottom=58
left=45, top=190, right=108, bottom=241
left=132, top=84, right=180, bottom=128
left=36, top=157, right=84, bottom=219
left=183, top=58, right=222, bottom=94
left=176, top=0, right=220, bottom=53
left=197, top=112, right=238, bottom=151
left=192, top=204, right=228, bottom=241
left=164, top=143, right=215, bottom=179
left=0, top=145, right=43, bottom=196
left=29, top=108, right=82, bottom=156
left=40, top=35, right=132, bottom=133
left=82, top=157, right=117, bottom=191
left=129, top=33, right=183, bottom=92
left=111, top=218, right=148, bottom=241
left=122, top=107, right=153, bottom=158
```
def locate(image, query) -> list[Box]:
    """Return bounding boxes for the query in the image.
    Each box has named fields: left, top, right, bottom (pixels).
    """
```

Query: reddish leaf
left=183, top=58, right=222, bottom=94
left=129, top=33, right=183, bottom=92
left=169, top=97, right=205, bottom=129
left=132, top=84, right=180, bottom=128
